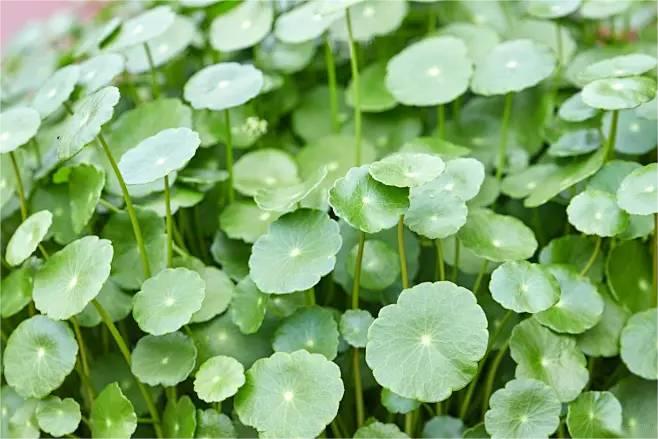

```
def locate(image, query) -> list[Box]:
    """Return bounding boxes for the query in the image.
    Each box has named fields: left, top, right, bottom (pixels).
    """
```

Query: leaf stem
left=435, top=239, right=445, bottom=281
left=398, top=216, right=409, bottom=289
left=70, top=317, right=95, bottom=405
left=605, top=109, right=619, bottom=161
left=324, top=37, right=340, bottom=133
left=164, top=174, right=174, bottom=267
left=9, top=151, right=28, bottom=221
left=345, top=8, right=362, bottom=166
left=352, top=347, right=365, bottom=429
left=580, top=236, right=601, bottom=277
left=404, top=411, right=414, bottom=436
left=352, top=231, right=366, bottom=309
left=224, top=109, right=235, bottom=203
left=495, top=92, right=513, bottom=183
left=481, top=340, right=510, bottom=418
left=437, top=104, right=446, bottom=139
left=92, top=300, right=163, bottom=438
left=452, top=239, right=460, bottom=282
left=472, top=259, right=489, bottom=294
left=98, top=134, right=152, bottom=278
left=98, top=198, right=121, bottom=213
left=143, top=43, right=160, bottom=99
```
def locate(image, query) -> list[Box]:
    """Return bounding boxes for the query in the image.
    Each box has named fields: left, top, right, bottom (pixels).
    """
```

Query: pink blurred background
left=1, top=0, right=100, bottom=42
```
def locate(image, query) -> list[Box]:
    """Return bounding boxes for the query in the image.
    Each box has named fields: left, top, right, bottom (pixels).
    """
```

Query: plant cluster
left=1, top=0, right=657, bottom=438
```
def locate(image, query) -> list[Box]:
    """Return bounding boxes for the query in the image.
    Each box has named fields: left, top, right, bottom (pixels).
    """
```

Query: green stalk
left=9, top=151, right=28, bottom=221
left=437, top=104, right=446, bottom=139
left=435, top=239, right=445, bottom=281
left=164, top=175, right=174, bottom=267
left=481, top=340, right=510, bottom=418
left=98, top=134, right=152, bottom=278
left=495, top=92, right=513, bottom=182
left=324, top=37, right=340, bottom=132
left=143, top=43, right=160, bottom=99
left=452, top=239, right=460, bottom=282
left=352, top=347, right=365, bottom=428
left=92, top=300, right=163, bottom=438
left=224, top=109, right=235, bottom=203
left=471, top=259, right=489, bottom=294
left=398, top=217, right=409, bottom=289
left=351, top=231, right=366, bottom=428
left=345, top=8, right=362, bottom=166
left=605, top=110, right=619, bottom=161
left=404, top=411, right=414, bottom=436
left=654, top=214, right=657, bottom=306
left=580, top=236, right=601, bottom=277
left=70, top=317, right=95, bottom=408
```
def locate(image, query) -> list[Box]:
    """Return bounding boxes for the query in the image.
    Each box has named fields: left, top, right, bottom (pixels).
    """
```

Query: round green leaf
left=548, top=128, right=601, bottom=157
left=90, top=383, right=137, bottom=439
left=381, top=388, right=420, bottom=415
left=458, top=208, right=538, bottom=262
left=558, top=91, right=598, bottom=122
left=422, top=415, right=464, bottom=438
left=580, top=0, right=631, bottom=18
left=330, top=0, right=407, bottom=42
left=404, top=190, right=468, bottom=239
left=355, top=422, right=408, bottom=438
left=124, top=16, right=195, bottom=74
left=347, top=61, right=397, bottom=112
left=489, top=261, right=560, bottom=313
left=525, top=0, right=582, bottom=18
left=577, top=287, right=630, bottom=357
left=248, top=209, right=341, bottom=294
left=339, top=309, right=374, bottom=348
left=57, top=86, right=120, bottom=159
left=234, top=350, right=344, bottom=438
left=163, top=396, right=196, bottom=438
left=617, top=163, right=658, bottom=215
left=510, top=318, right=588, bottom=402
left=234, top=148, right=299, bottom=196
left=611, top=376, right=657, bottom=438
left=230, top=276, right=269, bottom=334
left=79, top=53, right=125, bottom=93
left=1, top=264, right=33, bottom=318
left=4, top=315, right=78, bottom=399
left=567, top=189, right=629, bottom=236
left=580, top=54, right=657, bottom=82
left=118, top=127, right=200, bottom=185
left=196, top=409, right=236, bottom=438
left=438, top=22, right=501, bottom=65
left=105, top=5, right=175, bottom=51
left=132, top=267, right=205, bottom=335
left=220, top=201, right=281, bottom=243
left=587, top=159, right=640, bottom=194
left=292, top=86, right=350, bottom=142
left=273, top=306, right=339, bottom=360
left=297, top=135, right=377, bottom=210
left=386, top=36, right=472, bottom=106
left=194, top=355, right=245, bottom=403
left=131, top=332, right=197, bottom=386
left=329, top=165, right=409, bottom=234
left=274, top=0, right=340, bottom=43
left=0, top=107, right=41, bottom=153
left=210, top=231, right=251, bottom=281
left=255, top=38, right=316, bottom=74
left=567, top=391, right=622, bottom=438
left=606, top=239, right=653, bottom=312
left=369, top=152, right=445, bottom=188
left=427, top=157, right=486, bottom=201
left=34, top=235, right=113, bottom=320
left=471, top=39, right=556, bottom=96
left=535, top=265, right=604, bottom=334
left=366, top=281, right=488, bottom=402
left=484, top=378, right=561, bottom=439
left=254, top=166, right=327, bottom=212
left=36, top=397, right=81, bottom=437
left=347, top=239, right=399, bottom=290
left=5, top=210, right=52, bottom=266
left=620, top=309, right=657, bottom=380
left=32, top=65, right=79, bottom=118
left=604, top=108, right=657, bottom=155
left=581, top=76, right=656, bottom=110
left=210, top=0, right=272, bottom=51
left=6, top=397, right=39, bottom=439
left=184, top=63, right=263, bottom=111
